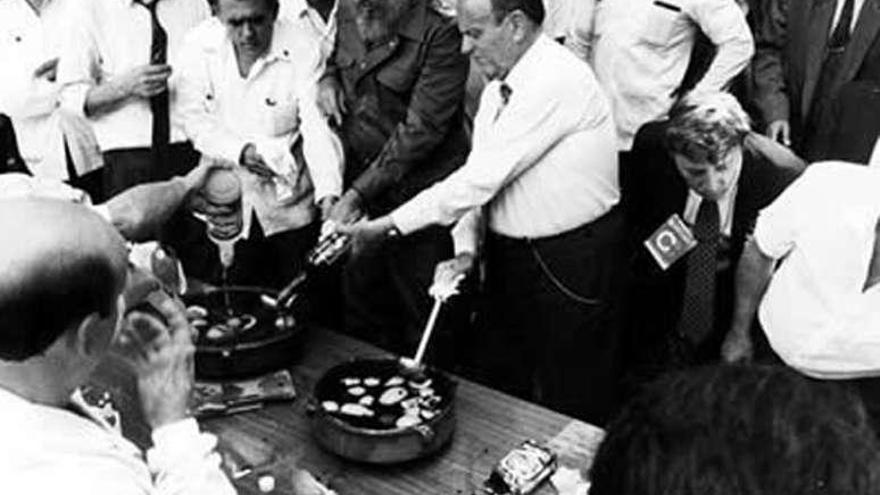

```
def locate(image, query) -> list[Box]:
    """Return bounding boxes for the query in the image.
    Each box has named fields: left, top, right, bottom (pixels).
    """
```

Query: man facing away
left=0, top=198, right=235, bottom=494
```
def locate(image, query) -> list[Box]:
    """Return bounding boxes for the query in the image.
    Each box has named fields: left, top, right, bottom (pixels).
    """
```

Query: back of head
left=488, top=0, right=544, bottom=25
left=0, top=199, right=127, bottom=361
left=664, top=91, right=751, bottom=165
left=589, top=365, right=880, bottom=495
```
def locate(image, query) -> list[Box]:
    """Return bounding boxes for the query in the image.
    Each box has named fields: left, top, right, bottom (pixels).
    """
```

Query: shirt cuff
left=451, top=209, right=481, bottom=255
left=146, top=418, right=219, bottom=473
left=390, top=201, right=430, bottom=236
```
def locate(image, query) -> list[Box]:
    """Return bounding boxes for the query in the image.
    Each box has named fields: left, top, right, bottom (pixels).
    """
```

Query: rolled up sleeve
left=146, top=418, right=236, bottom=495
left=56, top=4, right=99, bottom=117
left=689, top=0, right=755, bottom=92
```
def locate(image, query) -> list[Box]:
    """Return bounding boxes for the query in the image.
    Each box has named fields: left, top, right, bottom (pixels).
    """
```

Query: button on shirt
left=57, top=0, right=210, bottom=152
left=391, top=35, right=619, bottom=240
left=0, top=387, right=235, bottom=494
left=176, top=17, right=343, bottom=237
left=754, top=162, right=880, bottom=380
left=590, top=0, right=754, bottom=150
left=0, top=0, right=102, bottom=179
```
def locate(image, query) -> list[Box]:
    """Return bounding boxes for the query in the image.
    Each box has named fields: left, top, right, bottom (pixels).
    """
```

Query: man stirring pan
left=339, top=0, right=623, bottom=425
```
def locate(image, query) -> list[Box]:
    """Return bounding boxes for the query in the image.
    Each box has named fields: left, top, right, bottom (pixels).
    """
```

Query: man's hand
left=240, top=143, right=276, bottom=180
left=335, top=216, right=395, bottom=258
left=33, top=57, right=59, bottom=82
left=765, top=120, right=791, bottom=147
left=720, top=329, right=754, bottom=364
left=116, top=295, right=195, bottom=429
left=430, top=253, right=474, bottom=299
left=317, top=77, right=347, bottom=127
left=181, top=158, right=233, bottom=193
left=116, top=64, right=173, bottom=99
left=327, top=189, right=364, bottom=226
left=317, top=195, right=339, bottom=221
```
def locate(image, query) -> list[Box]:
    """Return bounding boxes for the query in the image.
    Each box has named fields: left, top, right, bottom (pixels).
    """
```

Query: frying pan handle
left=414, top=424, right=435, bottom=444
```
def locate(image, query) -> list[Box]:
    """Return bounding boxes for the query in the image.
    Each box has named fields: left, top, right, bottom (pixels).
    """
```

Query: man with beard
left=317, top=0, right=469, bottom=357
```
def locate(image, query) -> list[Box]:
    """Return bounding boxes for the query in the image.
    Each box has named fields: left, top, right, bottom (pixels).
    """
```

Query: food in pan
left=185, top=305, right=258, bottom=342
left=318, top=367, right=449, bottom=431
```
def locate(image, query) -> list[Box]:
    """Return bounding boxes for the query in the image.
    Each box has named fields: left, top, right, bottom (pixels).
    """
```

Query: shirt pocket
left=639, top=1, right=684, bottom=46
left=262, top=92, right=300, bottom=137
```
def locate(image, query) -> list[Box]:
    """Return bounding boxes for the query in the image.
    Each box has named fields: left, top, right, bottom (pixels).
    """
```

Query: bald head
left=0, top=199, right=128, bottom=361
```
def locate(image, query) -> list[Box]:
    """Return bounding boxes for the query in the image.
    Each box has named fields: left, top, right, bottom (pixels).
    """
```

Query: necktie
left=830, top=0, right=856, bottom=50
left=865, top=216, right=880, bottom=290
left=136, top=0, right=170, bottom=161
left=677, top=199, right=720, bottom=345
left=493, top=82, right=512, bottom=122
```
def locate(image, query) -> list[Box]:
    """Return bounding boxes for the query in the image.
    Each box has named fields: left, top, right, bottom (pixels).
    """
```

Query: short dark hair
left=489, top=0, right=544, bottom=25
left=589, top=365, right=880, bottom=495
left=0, top=253, right=120, bottom=361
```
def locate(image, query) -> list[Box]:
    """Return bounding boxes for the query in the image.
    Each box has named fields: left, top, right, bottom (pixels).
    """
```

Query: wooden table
left=92, top=328, right=605, bottom=495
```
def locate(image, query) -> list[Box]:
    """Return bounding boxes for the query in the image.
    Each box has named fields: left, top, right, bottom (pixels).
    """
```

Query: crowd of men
left=1, top=0, right=880, bottom=492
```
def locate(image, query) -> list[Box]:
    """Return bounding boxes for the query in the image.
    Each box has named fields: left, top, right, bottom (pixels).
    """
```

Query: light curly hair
left=664, top=91, right=751, bottom=165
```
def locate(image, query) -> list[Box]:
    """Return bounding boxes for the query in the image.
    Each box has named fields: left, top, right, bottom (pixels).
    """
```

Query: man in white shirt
left=573, top=0, right=753, bottom=151
left=0, top=198, right=235, bottom=494
left=340, top=0, right=624, bottom=424
left=279, top=0, right=336, bottom=70
left=57, top=0, right=210, bottom=197
left=0, top=0, right=103, bottom=196
left=173, top=0, right=343, bottom=289
left=722, top=162, right=880, bottom=421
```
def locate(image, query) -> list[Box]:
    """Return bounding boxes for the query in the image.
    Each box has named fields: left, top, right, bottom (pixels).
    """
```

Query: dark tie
left=830, top=0, right=856, bottom=50
left=494, top=83, right=512, bottom=122
left=865, top=216, right=880, bottom=290
left=677, top=199, right=720, bottom=345
left=136, top=0, right=170, bottom=161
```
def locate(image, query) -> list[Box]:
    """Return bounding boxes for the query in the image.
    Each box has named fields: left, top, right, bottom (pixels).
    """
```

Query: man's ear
left=73, top=312, right=115, bottom=359
left=508, top=10, right=530, bottom=43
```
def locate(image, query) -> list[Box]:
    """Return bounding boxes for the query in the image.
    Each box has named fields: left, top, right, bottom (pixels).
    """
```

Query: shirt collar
left=290, top=0, right=338, bottom=20
left=501, top=33, right=552, bottom=95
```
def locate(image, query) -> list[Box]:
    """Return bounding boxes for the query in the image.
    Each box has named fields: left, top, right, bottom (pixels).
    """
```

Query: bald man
left=0, top=199, right=235, bottom=494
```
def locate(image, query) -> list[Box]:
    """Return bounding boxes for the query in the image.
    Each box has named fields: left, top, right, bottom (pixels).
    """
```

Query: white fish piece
left=358, top=395, right=375, bottom=407
left=340, top=403, right=374, bottom=417
left=348, top=386, right=367, bottom=396
left=396, top=414, right=421, bottom=428
left=342, top=377, right=361, bottom=387
left=364, top=377, right=380, bottom=387
left=385, top=376, right=404, bottom=387
left=379, top=387, right=408, bottom=406
left=322, top=401, right=339, bottom=413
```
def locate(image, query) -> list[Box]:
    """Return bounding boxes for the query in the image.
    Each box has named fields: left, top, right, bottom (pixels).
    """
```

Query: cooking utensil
left=184, top=285, right=305, bottom=379
left=308, top=358, right=457, bottom=464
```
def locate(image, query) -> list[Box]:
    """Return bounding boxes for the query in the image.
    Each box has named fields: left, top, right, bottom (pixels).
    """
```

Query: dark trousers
left=102, top=142, right=199, bottom=197
left=480, top=209, right=626, bottom=426
left=343, top=226, right=465, bottom=365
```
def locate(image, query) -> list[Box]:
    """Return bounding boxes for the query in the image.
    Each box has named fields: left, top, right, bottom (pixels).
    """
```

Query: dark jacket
left=621, top=122, right=802, bottom=361
left=752, top=0, right=880, bottom=160
left=324, top=0, right=470, bottom=215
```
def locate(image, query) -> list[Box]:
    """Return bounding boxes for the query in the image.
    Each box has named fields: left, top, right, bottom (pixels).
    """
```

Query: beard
left=355, top=0, right=411, bottom=46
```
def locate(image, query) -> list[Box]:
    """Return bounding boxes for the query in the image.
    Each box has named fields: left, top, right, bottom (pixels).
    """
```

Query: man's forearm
left=103, top=178, right=188, bottom=242
left=729, top=237, right=777, bottom=336
left=84, top=80, right=131, bottom=118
